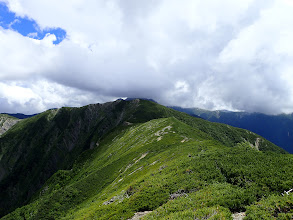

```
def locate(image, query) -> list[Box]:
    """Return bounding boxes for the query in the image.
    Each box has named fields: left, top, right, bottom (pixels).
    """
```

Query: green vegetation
left=171, top=106, right=293, bottom=154
left=246, top=194, right=293, bottom=219
left=1, top=100, right=293, bottom=219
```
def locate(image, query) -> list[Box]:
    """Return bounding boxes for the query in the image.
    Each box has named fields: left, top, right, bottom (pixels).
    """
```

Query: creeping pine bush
left=246, top=194, right=293, bottom=219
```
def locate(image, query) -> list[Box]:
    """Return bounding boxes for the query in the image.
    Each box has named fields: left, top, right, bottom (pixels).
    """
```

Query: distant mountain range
left=0, top=113, right=37, bottom=119
left=170, top=106, right=293, bottom=153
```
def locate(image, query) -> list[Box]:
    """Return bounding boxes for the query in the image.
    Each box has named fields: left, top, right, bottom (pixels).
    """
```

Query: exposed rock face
left=0, top=115, right=19, bottom=136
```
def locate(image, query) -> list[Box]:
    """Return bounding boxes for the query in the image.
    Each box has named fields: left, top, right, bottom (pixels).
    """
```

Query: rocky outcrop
left=169, top=189, right=188, bottom=200
left=232, top=212, right=246, bottom=220
left=128, top=211, right=152, bottom=220
left=0, top=115, right=19, bottom=136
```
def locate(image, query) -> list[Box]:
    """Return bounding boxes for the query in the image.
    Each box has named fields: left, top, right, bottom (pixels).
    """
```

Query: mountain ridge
left=0, top=113, right=38, bottom=119
left=0, top=99, right=291, bottom=219
left=170, top=106, right=293, bottom=153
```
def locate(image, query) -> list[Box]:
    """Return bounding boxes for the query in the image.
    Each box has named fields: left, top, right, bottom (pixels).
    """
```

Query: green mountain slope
left=0, top=99, right=142, bottom=216
left=171, top=106, right=293, bottom=153
left=0, top=100, right=291, bottom=219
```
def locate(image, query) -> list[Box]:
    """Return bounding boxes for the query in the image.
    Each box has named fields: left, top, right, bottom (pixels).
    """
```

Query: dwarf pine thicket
left=0, top=100, right=293, bottom=219
left=171, top=106, right=293, bottom=154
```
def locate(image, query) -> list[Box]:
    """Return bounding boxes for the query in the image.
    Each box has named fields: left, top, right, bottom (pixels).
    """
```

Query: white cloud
left=0, top=0, right=293, bottom=114
left=27, top=32, right=38, bottom=38
left=0, top=28, right=56, bottom=80
left=0, top=80, right=116, bottom=114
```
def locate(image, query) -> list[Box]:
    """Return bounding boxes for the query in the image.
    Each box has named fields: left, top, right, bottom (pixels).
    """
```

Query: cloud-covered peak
left=0, top=0, right=293, bottom=114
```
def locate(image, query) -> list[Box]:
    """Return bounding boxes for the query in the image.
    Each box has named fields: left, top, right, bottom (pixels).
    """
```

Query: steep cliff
left=0, top=114, right=19, bottom=136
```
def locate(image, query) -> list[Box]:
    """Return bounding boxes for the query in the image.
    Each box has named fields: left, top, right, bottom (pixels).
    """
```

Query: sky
left=0, top=0, right=293, bottom=114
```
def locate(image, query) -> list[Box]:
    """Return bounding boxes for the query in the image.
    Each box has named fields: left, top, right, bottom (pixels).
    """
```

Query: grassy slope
left=0, top=100, right=143, bottom=216
left=3, top=115, right=293, bottom=219
left=132, top=100, right=285, bottom=153
left=171, top=106, right=293, bottom=154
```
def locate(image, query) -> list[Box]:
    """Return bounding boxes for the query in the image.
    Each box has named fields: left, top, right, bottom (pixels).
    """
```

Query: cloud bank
left=0, top=0, right=293, bottom=114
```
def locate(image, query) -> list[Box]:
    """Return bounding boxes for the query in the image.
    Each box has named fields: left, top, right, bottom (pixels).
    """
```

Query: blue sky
left=0, top=2, right=66, bottom=44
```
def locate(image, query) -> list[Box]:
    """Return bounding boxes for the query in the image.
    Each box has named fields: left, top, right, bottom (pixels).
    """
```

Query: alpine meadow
left=1, top=99, right=293, bottom=219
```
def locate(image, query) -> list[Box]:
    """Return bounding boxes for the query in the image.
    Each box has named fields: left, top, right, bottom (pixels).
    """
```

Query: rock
left=128, top=211, right=152, bottom=220
left=170, top=193, right=182, bottom=200
left=103, top=190, right=129, bottom=205
left=124, top=121, right=133, bottom=126
left=159, top=165, right=167, bottom=171
left=0, top=115, right=19, bottom=136
left=232, top=212, right=246, bottom=220
left=170, top=189, right=188, bottom=200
